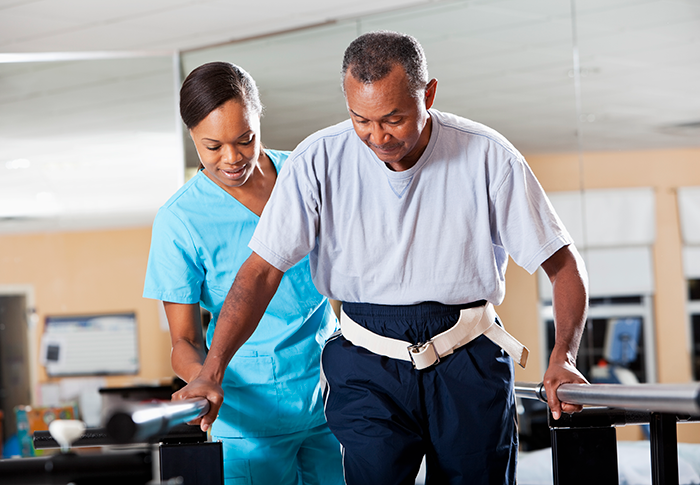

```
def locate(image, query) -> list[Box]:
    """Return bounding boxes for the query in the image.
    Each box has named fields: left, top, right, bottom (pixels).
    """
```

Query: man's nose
left=368, top=123, right=390, bottom=146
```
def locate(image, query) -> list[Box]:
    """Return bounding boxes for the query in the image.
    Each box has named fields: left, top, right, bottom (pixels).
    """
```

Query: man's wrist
left=197, top=355, right=227, bottom=384
left=549, top=346, right=577, bottom=367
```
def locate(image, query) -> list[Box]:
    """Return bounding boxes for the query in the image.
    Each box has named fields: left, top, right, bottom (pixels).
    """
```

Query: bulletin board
left=40, top=312, right=140, bottom=376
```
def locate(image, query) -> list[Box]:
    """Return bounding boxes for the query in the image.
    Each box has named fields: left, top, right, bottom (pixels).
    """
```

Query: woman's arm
left=163, top=302, right=207, bottom=383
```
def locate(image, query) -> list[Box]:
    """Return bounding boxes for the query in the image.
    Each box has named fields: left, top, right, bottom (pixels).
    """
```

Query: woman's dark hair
left=180, top=61, right=263, bottom=130
left=341, top=31, right=429, bottom=98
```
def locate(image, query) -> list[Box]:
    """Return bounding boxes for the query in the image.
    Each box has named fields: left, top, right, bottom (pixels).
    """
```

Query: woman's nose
left=221, top=145, right=240, bottom=164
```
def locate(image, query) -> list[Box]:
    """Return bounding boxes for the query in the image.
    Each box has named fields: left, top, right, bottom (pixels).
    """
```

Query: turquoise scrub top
left=144, top=150, right=338, bottom=437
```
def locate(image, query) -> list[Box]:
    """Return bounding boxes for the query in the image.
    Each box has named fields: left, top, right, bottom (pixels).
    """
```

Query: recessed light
left=5, top=159, right=31, bottom=169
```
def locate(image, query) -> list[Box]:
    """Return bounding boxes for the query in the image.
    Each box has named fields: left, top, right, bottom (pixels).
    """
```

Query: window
left=540, top=188, right=657, bottom=383
left=541, top=295, right=655, bottom=383
left=687, top=279, right=700, bottom=380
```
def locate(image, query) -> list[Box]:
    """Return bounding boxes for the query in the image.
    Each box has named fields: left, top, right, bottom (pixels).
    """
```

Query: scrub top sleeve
left=493, top=157, right=573, bottom=274
left=250, top=155, right=320, bottom=272
left=143, top=207, right=205, bottom=304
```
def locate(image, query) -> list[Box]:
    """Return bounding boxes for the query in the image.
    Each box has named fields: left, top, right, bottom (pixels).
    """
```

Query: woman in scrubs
left=143, top=61, right=342, bottom=485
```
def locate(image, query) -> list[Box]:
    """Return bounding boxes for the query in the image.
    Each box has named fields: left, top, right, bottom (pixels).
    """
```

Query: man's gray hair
left=341, top=31, right=429, bottom=97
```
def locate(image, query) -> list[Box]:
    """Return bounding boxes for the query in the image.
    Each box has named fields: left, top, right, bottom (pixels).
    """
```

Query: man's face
left=344, top=64, right=437, bottom=172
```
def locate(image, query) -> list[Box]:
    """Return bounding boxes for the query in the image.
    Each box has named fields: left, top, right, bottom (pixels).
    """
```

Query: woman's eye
left=240, top=136, right=254, bottom=146
left=206, top=145, right=220, bottom=151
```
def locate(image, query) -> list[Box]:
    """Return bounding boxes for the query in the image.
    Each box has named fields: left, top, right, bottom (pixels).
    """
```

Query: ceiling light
left=5, top=159, right=31, bottom=169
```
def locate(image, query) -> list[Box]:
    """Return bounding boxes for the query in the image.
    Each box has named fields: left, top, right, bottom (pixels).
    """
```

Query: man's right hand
left=172, top=375, right=224, bottom=432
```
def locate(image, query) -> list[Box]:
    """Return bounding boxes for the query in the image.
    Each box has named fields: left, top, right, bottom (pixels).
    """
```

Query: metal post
left=548, top=408, right=623, bottom=485
left=160, top=441, right=224, bottom=485
left=550, top=424, right=619, bottom=485
left=649, top=413, right=679, bottom=485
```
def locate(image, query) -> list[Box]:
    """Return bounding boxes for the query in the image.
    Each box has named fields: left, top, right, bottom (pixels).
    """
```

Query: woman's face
left=190, top=99, right=262, bottom=191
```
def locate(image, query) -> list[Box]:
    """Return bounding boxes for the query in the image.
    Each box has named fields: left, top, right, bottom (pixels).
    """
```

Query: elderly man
left=176, top=31, right=589, bottom=484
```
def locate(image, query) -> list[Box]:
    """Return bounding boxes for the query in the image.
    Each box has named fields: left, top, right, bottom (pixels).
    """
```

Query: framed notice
left=40, top=312, right=139, bottom=376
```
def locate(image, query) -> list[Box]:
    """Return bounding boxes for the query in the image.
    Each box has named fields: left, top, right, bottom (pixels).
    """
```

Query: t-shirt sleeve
left=249, top=154, right=320, bottom=273
left=143, top=207, right=204, bottom=303
left=493, top=157, right=573, bottom=274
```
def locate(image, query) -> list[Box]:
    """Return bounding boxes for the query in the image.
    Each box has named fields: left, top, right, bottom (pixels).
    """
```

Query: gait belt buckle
left=408, top=341, right=440, bottom=370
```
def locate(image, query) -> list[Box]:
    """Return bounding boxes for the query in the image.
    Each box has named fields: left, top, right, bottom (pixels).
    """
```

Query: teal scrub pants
left=213, top=423, right=344, bottom=485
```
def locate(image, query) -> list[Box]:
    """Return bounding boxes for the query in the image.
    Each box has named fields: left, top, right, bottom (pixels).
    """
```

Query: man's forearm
left=541, top=245, right=590, bottom=418
left=549, top=247, right=588, bottom=361
left=199, top=252, right=284, bottom=383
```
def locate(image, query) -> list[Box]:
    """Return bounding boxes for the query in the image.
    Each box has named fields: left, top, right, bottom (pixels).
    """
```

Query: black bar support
left=650, top=413, right=679, bottom=485
left=549, top=411, right=619, bottom=485
left=160, top=441, right=224, bottom=485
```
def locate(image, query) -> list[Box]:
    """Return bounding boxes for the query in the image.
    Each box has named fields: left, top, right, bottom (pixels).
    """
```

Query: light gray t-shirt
left=250, top=109, right=572, bottom=306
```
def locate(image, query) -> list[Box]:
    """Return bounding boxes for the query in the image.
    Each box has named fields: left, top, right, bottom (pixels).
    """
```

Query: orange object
left=14, top=404, right=79, bottom=457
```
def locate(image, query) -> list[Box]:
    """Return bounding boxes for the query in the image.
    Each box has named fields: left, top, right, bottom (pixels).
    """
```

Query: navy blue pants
left=321, top=301, right=517, bottom=485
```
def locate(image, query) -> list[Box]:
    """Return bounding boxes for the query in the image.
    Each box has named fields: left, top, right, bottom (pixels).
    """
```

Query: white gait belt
left=340, top=303, right=529, bottom=370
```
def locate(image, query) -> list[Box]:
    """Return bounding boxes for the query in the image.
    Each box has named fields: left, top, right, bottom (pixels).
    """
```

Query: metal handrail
left=105, top=398, right=209, bottom=443
left=514, top=381, right=700, bottom=415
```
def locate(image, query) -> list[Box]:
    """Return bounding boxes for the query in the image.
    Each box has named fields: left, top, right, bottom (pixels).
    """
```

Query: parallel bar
left=514, top=381, right=547, bottom=402
left=515, top=382, right=700, bottom=415
left=548, top=406, right=651, bottom=428
left=0, top=451, right=152, bottom=485
left=105, top=398, right=209, bottom=443
left=33, top=422, right=207, bottom=449
left=33, top=428, right=113, bottom=449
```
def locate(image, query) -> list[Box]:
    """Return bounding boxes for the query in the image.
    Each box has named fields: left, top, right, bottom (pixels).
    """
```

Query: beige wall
left=0, top=227, right=172, bottom=391
left=498, top=147, right=700, bottom=443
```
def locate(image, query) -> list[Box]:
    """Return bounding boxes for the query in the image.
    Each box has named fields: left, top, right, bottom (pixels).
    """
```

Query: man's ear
left=424, top=78, right=438, bottom=109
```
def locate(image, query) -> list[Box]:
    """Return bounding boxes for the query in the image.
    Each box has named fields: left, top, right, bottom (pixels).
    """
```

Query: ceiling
left=1, top=0, right=699, bottom=233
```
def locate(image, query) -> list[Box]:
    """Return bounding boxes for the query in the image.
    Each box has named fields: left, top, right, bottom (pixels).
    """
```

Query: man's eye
left=206, top=146, right=220, bottom=151
left=240, top=137, right=254, bottom=146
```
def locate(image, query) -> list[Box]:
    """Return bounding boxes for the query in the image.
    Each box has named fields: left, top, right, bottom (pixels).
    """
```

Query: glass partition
left=0, top=55, right=182, bottom=232
left=181, top=0, right=578, bottom=165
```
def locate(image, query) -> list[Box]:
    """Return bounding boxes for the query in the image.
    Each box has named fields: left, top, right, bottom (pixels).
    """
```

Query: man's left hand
left=543, top=352, right=589, bottom=420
